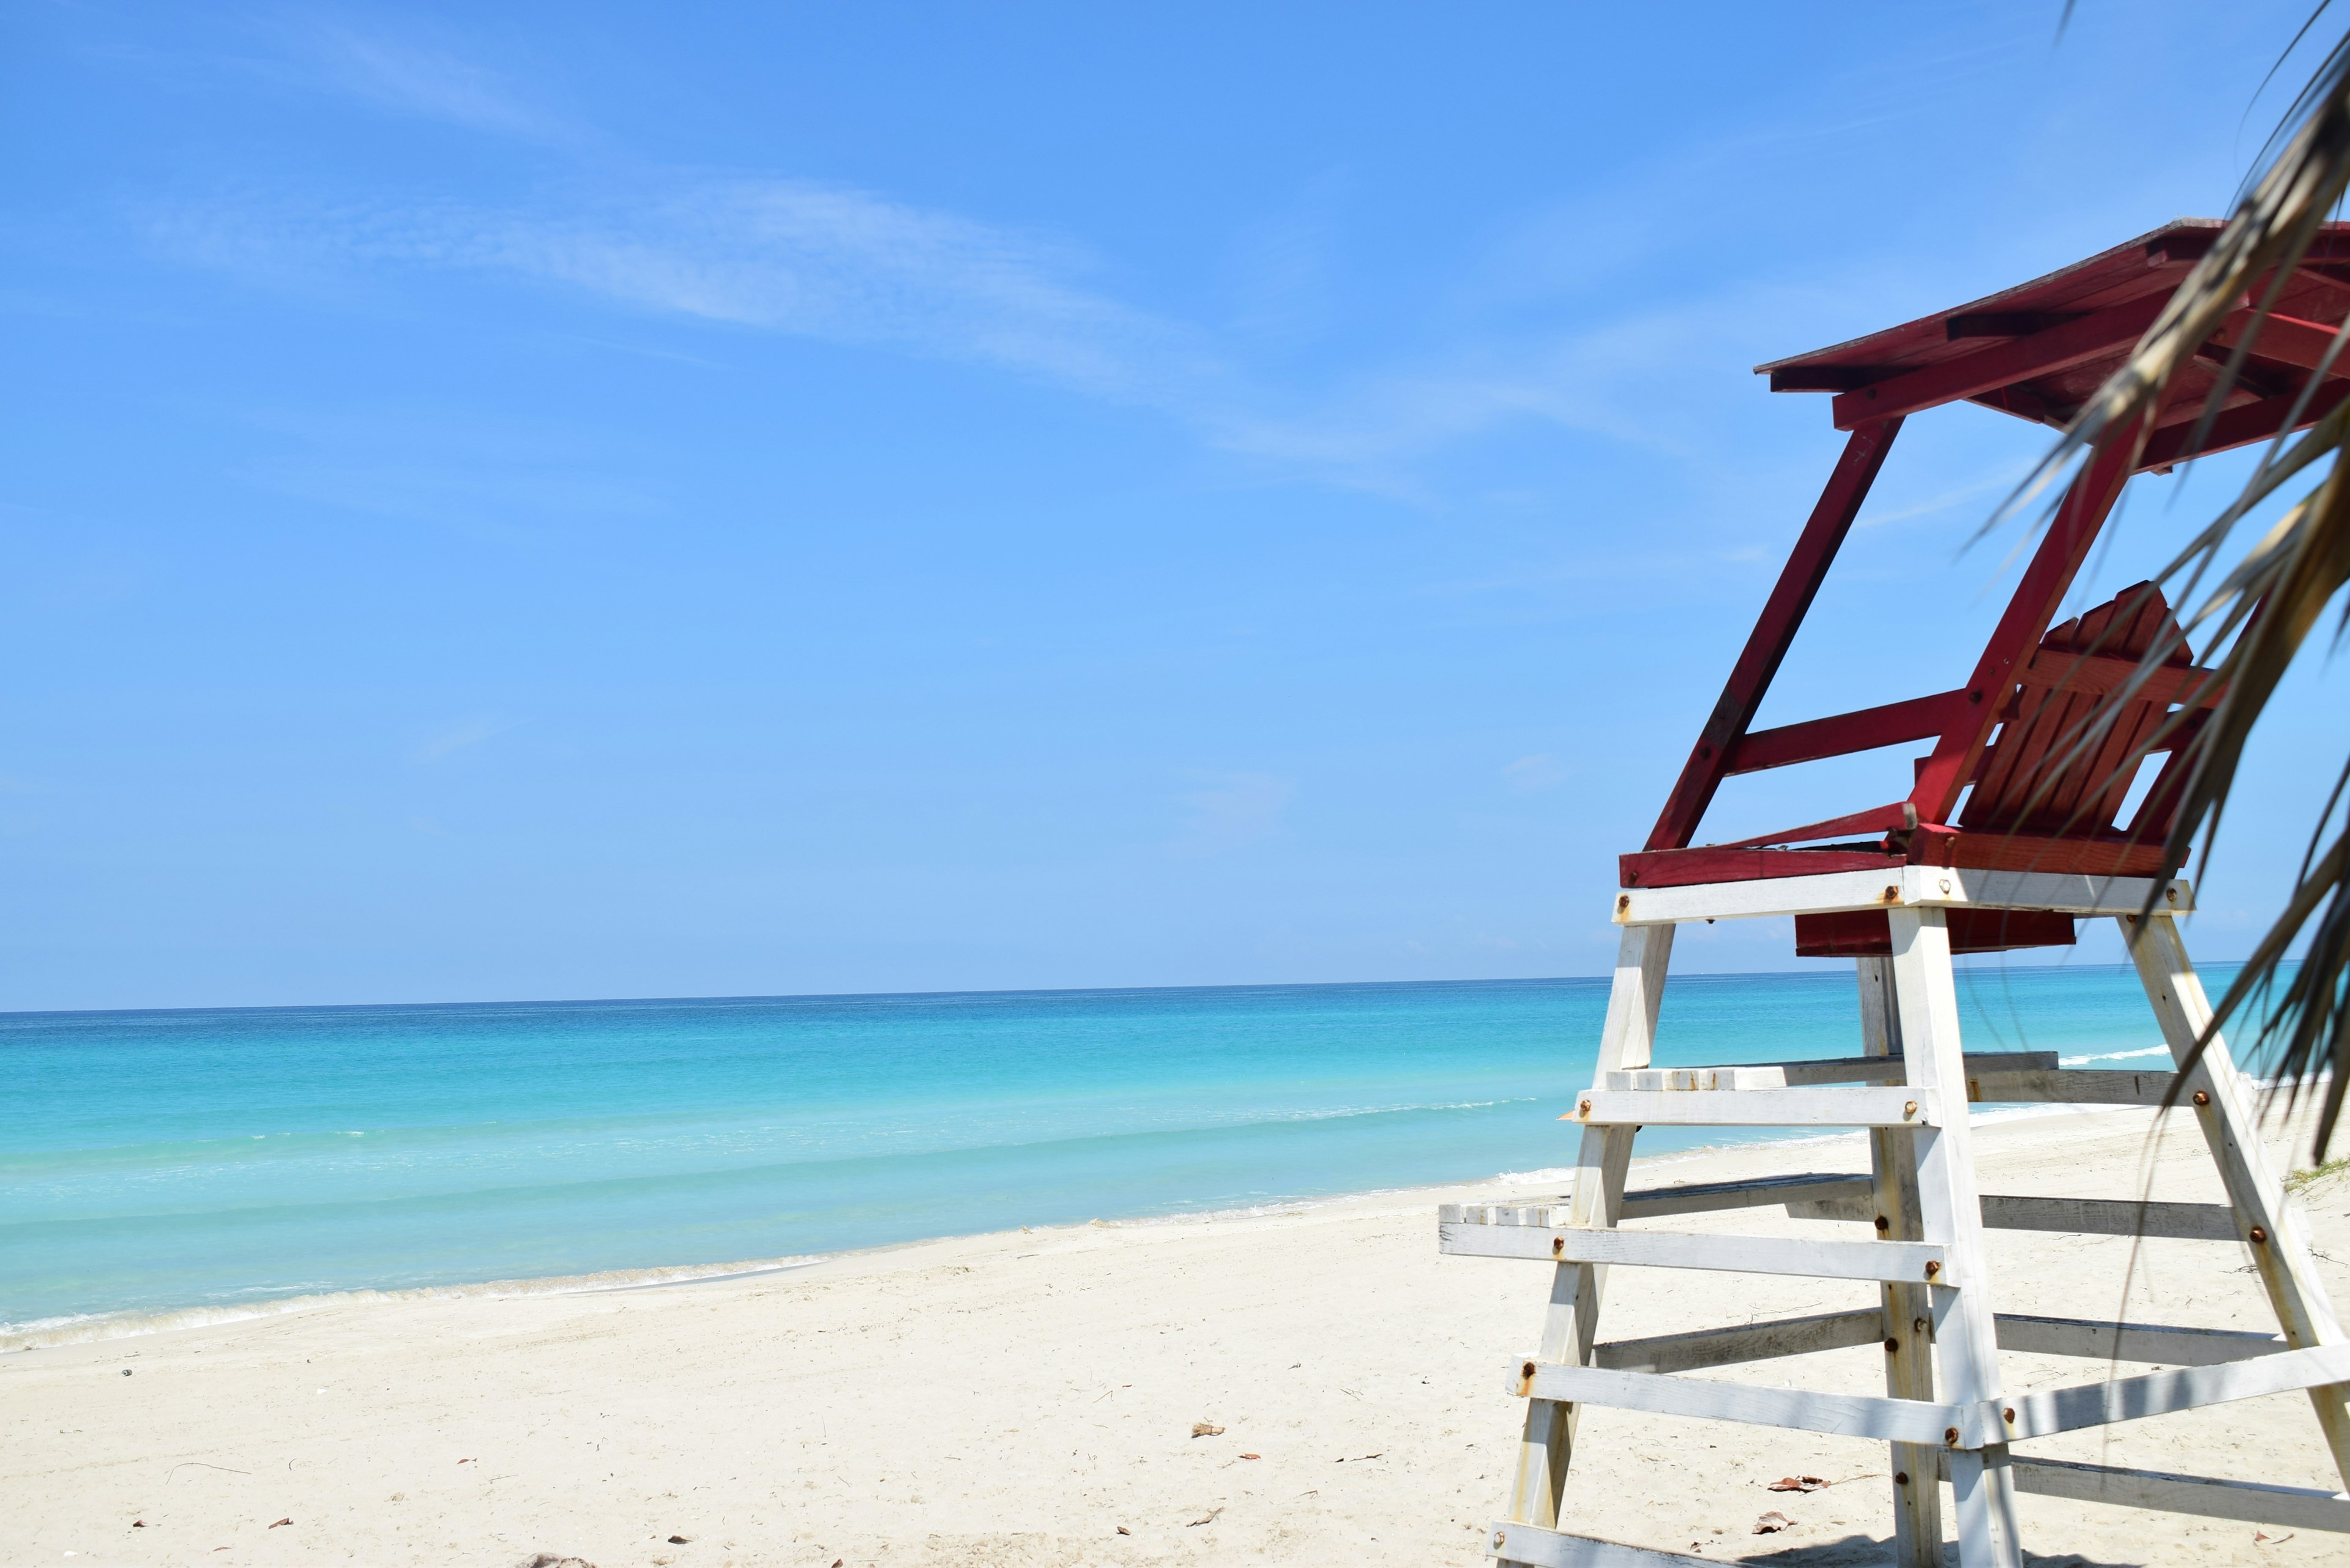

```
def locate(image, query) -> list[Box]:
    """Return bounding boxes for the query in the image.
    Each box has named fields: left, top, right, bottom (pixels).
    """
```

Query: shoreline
left=0, top=1097, right=2180, bottom=1356
left=6, top=1102, right=2340, bottom=1566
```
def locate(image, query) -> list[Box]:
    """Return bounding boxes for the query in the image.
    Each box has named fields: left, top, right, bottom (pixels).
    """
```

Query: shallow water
left=0, top=964, right=2188, bottom=1337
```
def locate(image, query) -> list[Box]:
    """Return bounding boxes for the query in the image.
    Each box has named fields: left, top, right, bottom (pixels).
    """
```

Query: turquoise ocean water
left=1, top=966, right=2191, bottom=1341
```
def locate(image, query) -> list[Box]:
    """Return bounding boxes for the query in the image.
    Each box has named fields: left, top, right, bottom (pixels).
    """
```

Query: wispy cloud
left=415, top=715, right=521, bottom=763
left=278, top=13, right=565, bottom=141
left=1502, top=753, right=1572, bottom=794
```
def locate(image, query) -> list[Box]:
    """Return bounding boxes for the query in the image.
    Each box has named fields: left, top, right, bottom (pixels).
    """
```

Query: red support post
left=1907, top=413, right=2152, bottom=824
left=1643, top=418, right=1903, bottom=852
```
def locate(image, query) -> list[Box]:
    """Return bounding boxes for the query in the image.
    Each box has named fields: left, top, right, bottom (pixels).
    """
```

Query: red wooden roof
left=1757, top=218, right=2350, bottom=458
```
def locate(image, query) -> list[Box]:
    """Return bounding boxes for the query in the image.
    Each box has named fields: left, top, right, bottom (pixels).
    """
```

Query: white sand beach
left=6, top=1105, right=2344, bottom=1568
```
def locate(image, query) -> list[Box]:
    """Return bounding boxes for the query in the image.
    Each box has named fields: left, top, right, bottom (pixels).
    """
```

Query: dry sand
left=6, top=1105, right=2346, bottom=1568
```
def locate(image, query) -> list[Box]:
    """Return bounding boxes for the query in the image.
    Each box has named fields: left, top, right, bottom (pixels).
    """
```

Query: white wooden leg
left=1507, top=924, right=1674, bottom=1533
left=1860, top=955, right=1942, bottom=1568
left=2122, top=911, right=2350, bottom=1485
left=1890, top=910, right=2023, bottom=1568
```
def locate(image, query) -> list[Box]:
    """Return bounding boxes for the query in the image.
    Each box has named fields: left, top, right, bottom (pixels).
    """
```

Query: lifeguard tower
left=1441, top=219, right=2350, bottom=1568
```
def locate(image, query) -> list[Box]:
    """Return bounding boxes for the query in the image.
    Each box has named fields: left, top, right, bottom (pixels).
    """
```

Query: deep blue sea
left=1, top=965, right=2190, bottom=1341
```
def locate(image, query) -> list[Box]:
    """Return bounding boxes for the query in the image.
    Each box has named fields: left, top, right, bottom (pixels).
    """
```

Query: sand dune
left=6, top=1104, right=2344, bottom=1566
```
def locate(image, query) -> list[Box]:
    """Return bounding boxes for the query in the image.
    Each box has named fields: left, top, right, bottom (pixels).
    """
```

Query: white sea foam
left=2057, top=1046, right=2173, bottom=1066
left=0, top=1253, right=826, bottom=1353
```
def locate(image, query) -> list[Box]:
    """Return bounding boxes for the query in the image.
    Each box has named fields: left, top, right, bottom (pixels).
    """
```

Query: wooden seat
left=1619, top=583, right=2221, bottom=953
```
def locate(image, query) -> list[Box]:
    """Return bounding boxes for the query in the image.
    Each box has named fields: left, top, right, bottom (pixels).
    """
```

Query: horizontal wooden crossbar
left=1568, top=1086, right=1939, bottom=1129
left=1605, top=1051, right=2055, bottom=1091
left=1487, top=1523, right=1714, bottom=1568
left=1994, top=1455, right=2350, bottom=1533
left=1510, top=1357, right=1969, bottom=1444
left=1611, top=866, right=2191, bottom=925
left=1784, top=1189, right=2244, bottom=1242
left=2002, top=1342, right=2350, bottom=1439
left=1594, top=1309, right=1886, bottom=1373
left=1588, top=1308, right=2287, bottom=1375
left=1438, top=1222, right=1947, bottom=1283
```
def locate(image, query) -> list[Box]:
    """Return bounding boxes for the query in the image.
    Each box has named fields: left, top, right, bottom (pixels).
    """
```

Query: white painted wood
left=1486, top=1521, right=1716, bottom=1568
left=1509, top=923, right=1674, bottom=1533
left=1612, top=867, right=2190, bottom=926
left=1862, top=952, right=1942, bottom=1568
left=1445, top=1174, right=1874, bottom=1229
left=1889, top=908, right=2023, bottom=1568
left=1993, top=1313, right=2286, bottom=1365
left=2001, top=1343, right=2350, bottom=1440
left=1979, top=1195, right=2240, bottom=1241
left=1606, top=1051, right=2054, bottom=1092
left=1999, top=1456, right=2350, bottom=1533
left=1569, top=1086, right=1941, bottom=1128
left=1592, top=1309, right=1885, bottom=1373
left=2123, top=910, right=2350, bottom=1484
left=1778, top=1189, right=2241, bottom=1240
left=1968, top=1067, right=2177, bottom=1105
left=1441, top=1222, right=1947, bottom=1283
left=1510, top=1358, right=1966, bottom=1445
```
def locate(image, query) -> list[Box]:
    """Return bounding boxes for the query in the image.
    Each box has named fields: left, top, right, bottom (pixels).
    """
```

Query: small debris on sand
left=1190, top=1422, right=1224, bottom=1438
left=520, top=1556, right=597, bottom=1568
left=1116, top=1525, right=1131, bottom=1535
left=1753, top=1512, right=1793, bottom=1534
left=1187, top=1507, right=1223, bottom=1527
left=666, top=1536, right=688, bottom=1545
left=1766, top=1476, right=1827, bottom=1493
left=267, top=1518, right=292, bottom=1529
left=1239, top=1453, right=1259, bottom=1460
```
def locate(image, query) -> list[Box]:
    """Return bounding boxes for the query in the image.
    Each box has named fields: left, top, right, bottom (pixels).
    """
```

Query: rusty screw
left=2192, top=1090, right=2210, bottom=1106
left=1521, top=1361, right=1536, bottom=1381
left=1893, top=1471, right=1910, bottom=1487
left=1904, top=1100, right=1918, bottom=1118
left=1882, top=885, right=1900, bottom=903
left=1923, top=1260, right=1941, bottom=1279
left=1616, top=894, right=1631, bottom=914
left=1551, top=1236, right=1564, bottom=1257
left=1943, top=1426, right=1960, bottom=1446
left=1873, top=1214, right=1890, bottom=1233
left=2003, top=1406, right=2016, bottom=1424
left=1882, top=1337, right=1899, bottom=1353
left=1578, top=1099, right=1592, bottom=1117
left=2250, top=1226, right=2269, bottom=1244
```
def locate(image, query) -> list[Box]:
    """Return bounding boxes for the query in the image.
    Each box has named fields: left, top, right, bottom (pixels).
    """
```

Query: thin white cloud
left=281, top=14, right=563, bottom=140
left=416, top=715, right=521, bottom=763
left=1502, top=753, right=1572, bottom=794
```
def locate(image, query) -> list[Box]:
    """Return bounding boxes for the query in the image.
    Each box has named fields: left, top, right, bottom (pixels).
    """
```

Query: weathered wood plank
left=1979, top=1195, right=2239, bottom=1241
left=1440, top=1222, right=1947, bottom=1283
left=1569, top=1086, right=1939, bottom=1129
left=1611, top=867, right=2188, bottom=927
left=1968, top=1067, right=2177, bottom=1105
left=1999, top=1456, right=2350, bottom=1532
left=1861, top=951, right=1943, bottom=1568
left=1593, top=1309, right=1885, bottom=1373
left=1606, top=1051, right=2054, bottom=1092
left=1993, top=1313, right=2285, bottom=1365
left=1486, top=1522, right=1716, bottom=1568
left=1627, top=1173, right=1872, bottom=1219
left=1510, top=1358, right=1965, bottom=1445
left=2124, top=911, right=2350, bottom=1484
left=2001, top=1343, right=2350, bottom=1440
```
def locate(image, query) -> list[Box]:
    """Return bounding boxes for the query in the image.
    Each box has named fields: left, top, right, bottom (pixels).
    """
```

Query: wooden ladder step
left=1589, top=1309, right=2289, bottom=1375
left=1569, top=1086, right=1939, bottom=1127
left=1992, top=1456, right=2350, bottom=1533
left=1439, top=1221, right=1947, bottom=1283
left=1486, top=1523, right=1714, bottom=1568
left=1507, top=1356, right=1981, bottom=1445
left=1606, top=1050, right=2054, bottom=1091
left=1445, top=1182, right=2243, bottom=1241
left=2004, top=1343, right=2350, bottom=1439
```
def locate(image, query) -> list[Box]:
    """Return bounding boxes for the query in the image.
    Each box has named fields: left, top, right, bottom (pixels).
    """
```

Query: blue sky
left=5, top=2, right=2344, bottom=1009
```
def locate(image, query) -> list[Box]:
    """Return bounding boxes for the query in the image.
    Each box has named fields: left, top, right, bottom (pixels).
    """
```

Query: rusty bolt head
left=1551, top=1236, right=1564, bottom=1256
left=1893, top=1471, right=1909, bottom=1487
left=2192, top=1090, right=2210, bottom=1107
left=1923, top=1260, right=1941, bottom=1279
left=1494, top=1532, right=1508, bottom=1550
left=1904, top=1100, right=1918, bottom=1118
left=1616, top=894, right=1631, bottom=913
left=1943, top=1426, right=1960, bottom=1446
left=1882, top=885, right=1900, bottom=903
left=1577, top=1099, right=1592, bottom=1116
left=1882, top=1337, right=1899, bottom=1353
left=1521, top=1361, right=1536, bottom=1381
left=1873, top=1214, right=1890, bottom=1233
left=2250, top=1226, right=2269, bottom=1244
left=2003, top=1406, right=2015, bottom=1423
